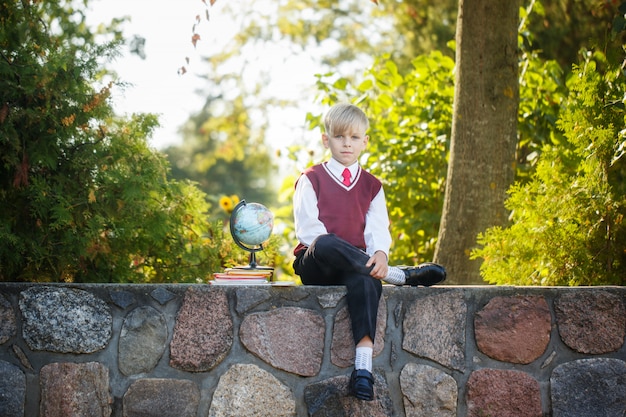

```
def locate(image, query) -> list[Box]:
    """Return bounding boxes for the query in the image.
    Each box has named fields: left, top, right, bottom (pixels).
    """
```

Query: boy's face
left=322, top=126, right=369, bottom=167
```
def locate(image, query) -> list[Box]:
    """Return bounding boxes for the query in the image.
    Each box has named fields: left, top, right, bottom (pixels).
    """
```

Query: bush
left=472, top=52, right=626, bottom=286
left=0, top=1, right=268, bottom=282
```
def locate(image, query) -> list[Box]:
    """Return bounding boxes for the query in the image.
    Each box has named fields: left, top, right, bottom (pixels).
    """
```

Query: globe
left=229, top=200, right=274, bottom=270
left=230, top=201, right=274, bottom=247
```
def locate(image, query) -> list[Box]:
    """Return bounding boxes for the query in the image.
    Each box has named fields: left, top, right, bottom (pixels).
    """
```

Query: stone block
left=316, top=288, right=347, bottom=308
left=19, top=286, right=112, bottom=353
left=402, top=291, right=466, bottom=371
left=240, top=306, right=325, bottom=376
left=109, top=290, right=135, bottom=309
left=474, top=295, right=551, bottom=364
left=118, top=306, right=168, bottom=375
left=40, top=362, right=111, bottom=417
left=235, top=287, right=271, bottom=314
left=150, top=287, right=176, bottom=305
left=551, top=358, right=626, bottom=417
left=169, top=287, right=233, bottom=372
left=554, top=290, right=625, bottom=354
left=400, top=363, right=457, bottom=417
left=466, top=368, right=542, bottom=417
left=209, top=363, right=295, bottom=417
left=123, top=378, right=199, bottom=417
left=0, top=294, right=16, bottom=344
left=0, top=360, right=25, bottom=417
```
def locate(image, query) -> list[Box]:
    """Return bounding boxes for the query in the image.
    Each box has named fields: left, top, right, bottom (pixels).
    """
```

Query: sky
left=88, top=0, right=211, bottom=149
left=87, top=0, right=325, bottom=158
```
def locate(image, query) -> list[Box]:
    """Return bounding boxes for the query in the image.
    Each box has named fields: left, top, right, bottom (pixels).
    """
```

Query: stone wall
left=0, top=283, right=624, bottom=417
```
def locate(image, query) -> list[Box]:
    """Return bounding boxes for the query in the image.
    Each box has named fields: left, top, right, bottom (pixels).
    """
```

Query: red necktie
left=342, top=168, right=351, bottom=186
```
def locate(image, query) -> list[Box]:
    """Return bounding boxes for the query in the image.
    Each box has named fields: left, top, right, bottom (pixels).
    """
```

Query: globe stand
left=231, top=246, right=274, bottom=271
left=229, top=200, right=274, bottom=272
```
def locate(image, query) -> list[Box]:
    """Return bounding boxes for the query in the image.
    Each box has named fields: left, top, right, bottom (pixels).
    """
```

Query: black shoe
left=401, top=262, right=446, bottom=286
left=349, top=369, right=375, bottom=401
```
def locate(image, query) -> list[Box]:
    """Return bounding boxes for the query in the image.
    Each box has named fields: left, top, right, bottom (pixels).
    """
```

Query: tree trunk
left=434, top=0, right=520, bottom=284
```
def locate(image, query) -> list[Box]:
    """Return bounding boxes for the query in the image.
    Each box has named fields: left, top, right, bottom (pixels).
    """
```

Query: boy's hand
left=366, top=251, right=388, bottom=280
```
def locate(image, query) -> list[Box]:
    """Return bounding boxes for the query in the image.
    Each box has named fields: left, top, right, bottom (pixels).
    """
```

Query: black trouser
left=293, top=234, right=382, bottom=345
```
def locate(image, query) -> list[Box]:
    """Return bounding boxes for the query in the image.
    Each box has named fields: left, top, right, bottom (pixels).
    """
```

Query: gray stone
left=554, top=290, right=625, bottom=354
left=0, top=360, right=25, bottom=417
left=0, top=294, right=16, bottom=344
left=551, top=358, right=626, bottom=417
left=393, top=300, right=403, bottom=327
left=390, top=341, right=398, bottom=367
left=400, top=363, right=457, bottom=417
left=278, top=286, right=309, bottom=301
left=109, top=290, right=135, bottom=309
left=402, top=291, right=466, bottom=371
left=169, top=287, right=233, bottom=372
left=331, top=297, right=387, bottom=368
left=118, top=306, right=168, bottom=375
left=209, top=363, right=295, bottom=417
left=11, top=345, right=33, bottom=371
left=303, top=369, right=393, bottom=417
left=19, top=286, right=112, bottom=353
left=317, top=289, right=346, bottom=308
left=123, top=378, right=199, bottom=417
left=235, top=287, right=271, bottom=314
left=540, top=350, right=557, bottom=369
left=474, top=295, right=551, bottom=364
left=240, top=306, right=325, bottom=376
left=150, top=287, right=176, bottom=305
left=40, top=362, right=111, bottom=417
left=467, top=368, right=542, bottom=417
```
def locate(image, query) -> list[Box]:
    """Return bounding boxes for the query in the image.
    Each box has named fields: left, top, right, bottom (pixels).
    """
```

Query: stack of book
left=210, top=268, right=273, bottom=285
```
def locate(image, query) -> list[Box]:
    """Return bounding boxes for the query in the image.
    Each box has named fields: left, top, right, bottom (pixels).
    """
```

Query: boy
left=292, top=103, right=446, bottom=401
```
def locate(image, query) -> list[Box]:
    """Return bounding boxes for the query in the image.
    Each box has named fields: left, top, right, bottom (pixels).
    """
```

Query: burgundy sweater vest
left=294, top=163, right=382, bottom=255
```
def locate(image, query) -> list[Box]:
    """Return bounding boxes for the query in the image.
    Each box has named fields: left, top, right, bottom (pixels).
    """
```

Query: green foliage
left=0, top=0, right=262, bottom=282
left=517, top=54, right=567, bottom=176
left=522, top=0, right=626, bottom=69
left=472, top=54, right=626, bottom=286
left=274, top=0, right=458, bottom=66
left=517, top=1, right=569, bottom=178
left=363, top=53, right=454, bottom=264
left=164, top=94, right=277, bottom=216
left=161, top=67, right=283, bottom=278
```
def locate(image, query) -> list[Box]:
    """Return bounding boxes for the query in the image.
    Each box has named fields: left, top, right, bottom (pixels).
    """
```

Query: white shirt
left=293, top=158, right=392, bottom=257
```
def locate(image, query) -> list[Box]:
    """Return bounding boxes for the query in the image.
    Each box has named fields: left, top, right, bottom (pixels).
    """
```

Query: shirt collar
left=327, top=158, right=359, bottom=180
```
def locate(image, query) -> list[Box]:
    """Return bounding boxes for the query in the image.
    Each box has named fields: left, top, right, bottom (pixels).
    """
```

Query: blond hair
left=323, top=103, right=369, bottom=136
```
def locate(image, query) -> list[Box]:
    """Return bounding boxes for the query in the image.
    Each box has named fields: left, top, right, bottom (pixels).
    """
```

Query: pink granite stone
left=169, top=287, right=233, bottom=372
left=240, top=306, right=325, bottom=376
left=330, top=296, right=387, bottom=368
left=474, top=295, right=551, bottom=364
left=467, top=368, right=542, bottom=417
left=554, top=290, right=625, bottom=354
left=40, top=362, right=111, bottom=417
left=0, top=294, right=16, bottom=344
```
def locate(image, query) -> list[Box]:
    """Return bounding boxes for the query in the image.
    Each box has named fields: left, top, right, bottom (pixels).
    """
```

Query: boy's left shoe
left=349, top=369, right=375, bottom=401
left=401, top=263, right=446, bottom=286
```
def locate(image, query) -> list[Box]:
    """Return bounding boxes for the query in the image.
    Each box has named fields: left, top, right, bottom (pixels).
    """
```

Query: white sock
left=384, top=266, right=406, bottom=285
left=355, top=346, right=373, bottom=372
